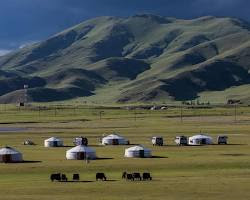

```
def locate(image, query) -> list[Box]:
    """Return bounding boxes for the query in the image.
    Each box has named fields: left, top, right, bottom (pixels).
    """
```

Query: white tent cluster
left=102, top=134, right=129, bottom=145
left=0, top=131, right=225, bottom=165
left=44, top=137, right=64, bottom=147
left=188, top=134, right=213, bottom=145
left=66, top=145, right=96, bottom=160
left=124, top=145, right=152, bottom=158
left=0, top=146, right=23, bottom=163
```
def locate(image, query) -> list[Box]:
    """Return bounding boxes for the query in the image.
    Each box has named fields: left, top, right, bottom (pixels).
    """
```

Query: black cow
left=61, top=174, right=68, bottom=182
left=122, top=172, right=127, bottom=179
left=122, top=172, right=134, bottom=181
left=73, top=174, right=80, bottom=181
left=50, top=173, right=61, bottom=182
left=143, top=173, right=152, bottom=180
left=132, top=173, right=141, bottom=181
left=96, top=173, right=107, bottom=181
left=126, top=173, right=134, bottom=181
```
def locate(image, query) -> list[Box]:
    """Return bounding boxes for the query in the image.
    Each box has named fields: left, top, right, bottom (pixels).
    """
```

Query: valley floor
left=0, top=105, right=249, bottom=200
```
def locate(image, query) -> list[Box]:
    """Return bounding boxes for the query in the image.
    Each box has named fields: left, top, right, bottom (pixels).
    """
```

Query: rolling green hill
left=0, top=14, right=250, bottom=104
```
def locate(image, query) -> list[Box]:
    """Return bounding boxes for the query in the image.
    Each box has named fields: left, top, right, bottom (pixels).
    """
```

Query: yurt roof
left=190, top=134, right=212, bottom=139
left=126, top=145, right=151, bottom=151
left=67, top=145, right=95, bottom=153
left=45, top=137, right=62, bottom=142
left=0, top=146, right=21, bottom=155
left=103, top=134, right=125, bottom=140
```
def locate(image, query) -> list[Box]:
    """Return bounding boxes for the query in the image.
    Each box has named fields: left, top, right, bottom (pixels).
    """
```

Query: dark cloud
left=0, top=49, right=11, bottom=56
left=0, top=0, right=249, bottom=49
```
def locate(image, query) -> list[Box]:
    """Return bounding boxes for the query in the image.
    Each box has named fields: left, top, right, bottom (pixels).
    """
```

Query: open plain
left=0, top=104, right=249, bottom=200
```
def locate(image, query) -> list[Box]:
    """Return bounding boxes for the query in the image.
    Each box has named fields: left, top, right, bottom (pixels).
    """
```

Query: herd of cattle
left=50, top=172, right=152, bottom=182
left=122, top=172, right=152, bottom=181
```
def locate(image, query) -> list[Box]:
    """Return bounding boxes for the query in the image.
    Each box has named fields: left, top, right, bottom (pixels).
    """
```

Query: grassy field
left=0, top=104, right=250, bottom=200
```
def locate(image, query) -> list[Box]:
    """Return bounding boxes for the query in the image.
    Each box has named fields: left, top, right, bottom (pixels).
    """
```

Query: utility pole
left=74, top=106, right=76, bottom=116
left=99, top=111, right=104, bottom=120
left=234, top=104, right=237, bottom=122
left=54, top=107, right=57, bottom=117
left=180, top=106, right=183, bottom=123
left=23, top=84, right=29, bottom=106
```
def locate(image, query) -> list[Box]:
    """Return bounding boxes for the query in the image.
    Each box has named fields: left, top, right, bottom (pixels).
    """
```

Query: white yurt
left=66, top=145, right=96, bottom=160
left=124, top=145, right=152, bottom=158
left=44, top=137, right=63, bottom=147
left=188, top=134, right=213, bottom=145
left=102, top=134, right=129, bottom=145
left=0, top=146, right=23, bottom=163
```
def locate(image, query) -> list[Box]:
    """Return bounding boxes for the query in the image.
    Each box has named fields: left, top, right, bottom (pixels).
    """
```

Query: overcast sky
left=0, top=0, right=250, bottom=54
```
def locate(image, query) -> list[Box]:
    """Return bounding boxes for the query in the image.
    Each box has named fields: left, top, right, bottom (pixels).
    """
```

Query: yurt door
left=77, top=152, right=85, bottom=160
left=2, top=154, right=11, bottom=163
left=201, top=139, right=206, bottom=144
left=53, top=141, right=58, bottom=147
left=139, top=150, right=144, bottom=158
left=113, top=139, right=119, bottom=145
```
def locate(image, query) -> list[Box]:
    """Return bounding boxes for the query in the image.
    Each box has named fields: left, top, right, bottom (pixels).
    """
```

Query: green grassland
left=0, top=104, right=250, bottom=200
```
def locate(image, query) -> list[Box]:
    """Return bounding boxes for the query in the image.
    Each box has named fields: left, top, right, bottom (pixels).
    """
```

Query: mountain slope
left=0, top=14, right=250, bottom=104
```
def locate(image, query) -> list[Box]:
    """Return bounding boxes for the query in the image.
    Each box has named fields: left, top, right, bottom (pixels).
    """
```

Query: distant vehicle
left=23, top=140, right=35, bottom=145
left=217, top=136, right=228, bottom=144
left=150, top=106, right=156, bottom=110
left=152, top=136, right=164, bottom=146
left=18, top=102, right=25, bottom=107
left=73, top=137, right=88, bottom=146
left=175, top=136, right=188, bottom=146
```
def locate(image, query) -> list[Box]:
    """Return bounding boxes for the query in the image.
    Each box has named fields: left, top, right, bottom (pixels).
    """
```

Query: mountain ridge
left=0, top=14, right=250, bottom=104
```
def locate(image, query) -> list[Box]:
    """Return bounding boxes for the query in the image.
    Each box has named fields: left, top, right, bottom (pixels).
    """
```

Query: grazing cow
left=143, top=173, right=152, bottom=180
left=122, top=172, right=127, bottom=179
left=61, top=174, right=68, bottom=182
left=73, top=174, right=80, bottom=181
left=122, top=172, right=134, bottom=181
left=50, top=173, right=61, bottom=182
left=96, top=173, right=107, bottom=181
left=132, top=173, right=141, bottom=181
left=126, top=173, right=134, bottom=181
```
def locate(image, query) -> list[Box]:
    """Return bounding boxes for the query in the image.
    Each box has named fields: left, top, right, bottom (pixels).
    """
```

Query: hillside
left=0, top=14, right=250, bottom=104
